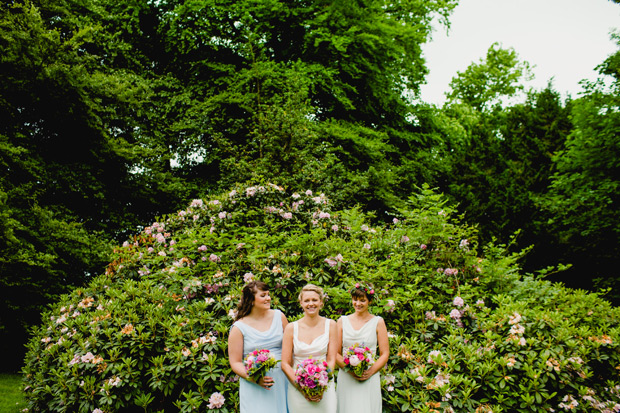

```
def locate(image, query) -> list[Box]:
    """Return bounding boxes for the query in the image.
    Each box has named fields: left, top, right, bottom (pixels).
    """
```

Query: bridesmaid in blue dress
left=228, top=281, right=289, bottom=413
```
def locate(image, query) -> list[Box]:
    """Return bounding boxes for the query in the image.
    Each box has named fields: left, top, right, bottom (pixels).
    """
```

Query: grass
left=0, top=373, right=25, bottom=413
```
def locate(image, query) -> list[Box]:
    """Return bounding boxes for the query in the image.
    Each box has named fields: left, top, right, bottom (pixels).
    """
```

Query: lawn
left=0, top=373, right=25, bottom=413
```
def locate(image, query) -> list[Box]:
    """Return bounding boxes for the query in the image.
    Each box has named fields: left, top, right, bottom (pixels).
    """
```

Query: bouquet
left=244, top=349, right=278, bottom=382
left=342, top=343, right=376, bottom=377
left=294, top=358, right=333, bottom=400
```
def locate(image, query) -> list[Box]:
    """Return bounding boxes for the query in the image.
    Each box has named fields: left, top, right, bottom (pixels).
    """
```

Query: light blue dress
left=233, top=309, right=288, bottom=413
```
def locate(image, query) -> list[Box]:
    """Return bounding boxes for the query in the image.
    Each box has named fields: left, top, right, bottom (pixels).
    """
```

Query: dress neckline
left=295, top=319, right=328, bottom=346
left=236, top=310, right=278, bottom=333
left=346, top=315, right=376, bottom=332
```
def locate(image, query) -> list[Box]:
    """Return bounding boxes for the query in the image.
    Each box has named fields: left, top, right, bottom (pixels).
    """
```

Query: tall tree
left=0, top=0, right=189, bottom=369
left=433, top=46, right=572, bottom=274
left=446, top=42, right=534, bottom=112
left=541, top=33, right=620, bottom=299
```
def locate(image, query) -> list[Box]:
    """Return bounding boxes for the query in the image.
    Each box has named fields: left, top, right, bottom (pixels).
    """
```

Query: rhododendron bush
left=22, top=183, right=620, bottom=412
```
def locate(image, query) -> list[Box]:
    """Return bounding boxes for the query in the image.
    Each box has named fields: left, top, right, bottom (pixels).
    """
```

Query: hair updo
left=298, top=284, right=325, bottom=307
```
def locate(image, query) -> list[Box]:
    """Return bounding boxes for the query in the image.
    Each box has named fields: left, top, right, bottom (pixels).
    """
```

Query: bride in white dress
left=336, top=283, right=389, bottom=413
left=282, top=284, right=337, bottom=412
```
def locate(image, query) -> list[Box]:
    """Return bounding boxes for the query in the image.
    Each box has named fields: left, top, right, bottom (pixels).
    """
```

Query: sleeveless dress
left=232, top=309, right=288, bottom=413
left=337, top=315, right=382, bottom=413
left=287, top=319, right=337, bottom=413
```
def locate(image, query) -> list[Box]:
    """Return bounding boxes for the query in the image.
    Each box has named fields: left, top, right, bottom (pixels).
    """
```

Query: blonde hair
left=298, top=284, right=325, bottom=305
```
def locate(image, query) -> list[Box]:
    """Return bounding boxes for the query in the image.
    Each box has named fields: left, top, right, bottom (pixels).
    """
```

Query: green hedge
left=22, top=183, right=620, bottom=412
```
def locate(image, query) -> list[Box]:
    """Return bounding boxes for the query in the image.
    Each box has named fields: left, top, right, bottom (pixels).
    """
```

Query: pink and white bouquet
left=343, top=343, right=376, bottom=377
left=244, top=349, right=278, bottom=382
left=294, top=358, right=333, bottom=399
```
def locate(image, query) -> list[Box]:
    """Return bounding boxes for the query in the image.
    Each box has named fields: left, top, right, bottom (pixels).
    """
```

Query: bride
left=281, top=284, right=337, bottom=412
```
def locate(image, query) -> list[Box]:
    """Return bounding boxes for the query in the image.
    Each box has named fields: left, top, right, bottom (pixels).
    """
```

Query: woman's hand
left=349, top=369, right=373, bottom=381
left=256, top=375, right=274, bottom=390
left=298, top=387, right=322, bottom=403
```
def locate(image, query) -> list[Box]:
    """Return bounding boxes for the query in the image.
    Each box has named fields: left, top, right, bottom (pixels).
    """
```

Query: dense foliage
left=2, top=0, right=620, bottom=377
left=23, top=183, right=620, bottom=412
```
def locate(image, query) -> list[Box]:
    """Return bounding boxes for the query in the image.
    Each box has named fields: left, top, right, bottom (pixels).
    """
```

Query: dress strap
left=324, top=318, right=330, bottom=335
left=272, top=309, right=281, bottom=331
left=293, top=320, right=299, bottom=340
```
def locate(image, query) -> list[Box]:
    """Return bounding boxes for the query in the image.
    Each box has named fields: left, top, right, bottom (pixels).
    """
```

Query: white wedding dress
left=337, top=315, right=382, bottom=413
left=287, top=319, right=337, bottom=413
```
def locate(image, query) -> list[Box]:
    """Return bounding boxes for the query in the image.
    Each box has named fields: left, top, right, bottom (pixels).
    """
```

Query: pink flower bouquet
left=244, top=349, right=278, bottom=382
left=343, top=343, right=376, bottom=377
left=294, top=358, right=333, bottom=400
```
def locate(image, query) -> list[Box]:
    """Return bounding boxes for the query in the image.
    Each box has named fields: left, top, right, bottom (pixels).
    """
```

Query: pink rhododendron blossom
left=282, top=212, right=293, bottom=220
left=509, top=312, right=522, bottom=325
left=363, top=243, right=371, bottom=250
left=207, top=392, right=225, bottom=409
left=305, top=190, right=313, bottom=196
left=324, top=258, right=337, bottom=267
left=453, top=296, right=464, bottom=307
left=209, top=254, right=220, bottom=263
left=400, top=235, right=409, bottom=243
left=81, top=352, right=95, bottom=363
left=449, top=309, right=461, bottom=320
left=428, top=350, right=442, bottom=363
left=361, top=224, right=369, bottom=231
left=420, top=244, right=427, bottom=250
left=331, top=225, right=339, bottom=232
left=243, top=272, right=254, bottom=283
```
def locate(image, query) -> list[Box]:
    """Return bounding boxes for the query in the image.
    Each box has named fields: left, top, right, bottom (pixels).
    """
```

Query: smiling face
left=252, top=289, right=271, bottom=310
left=300, top=291, right=322, bottom=316
left=351, top=294, right=370, bottom=314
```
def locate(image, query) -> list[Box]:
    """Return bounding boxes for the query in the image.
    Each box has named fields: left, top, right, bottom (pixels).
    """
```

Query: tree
left=541, top=33, right=620, bottom=299
left=0, top=0, right=190, bottom=369
left=431, top=45, right=575, bottom=285
left=446, top=43, right=534, bottom=112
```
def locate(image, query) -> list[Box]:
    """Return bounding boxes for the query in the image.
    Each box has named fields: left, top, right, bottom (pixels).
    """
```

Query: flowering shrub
left=22, top=183, right=620, bottom=412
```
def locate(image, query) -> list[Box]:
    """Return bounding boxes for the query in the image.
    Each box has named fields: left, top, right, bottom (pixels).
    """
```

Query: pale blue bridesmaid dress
left=233, top=309, right=288, bottom=413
